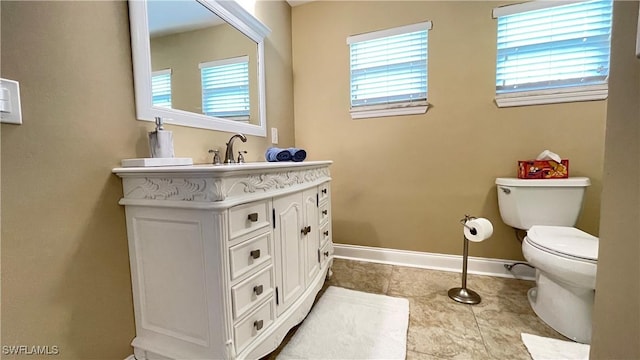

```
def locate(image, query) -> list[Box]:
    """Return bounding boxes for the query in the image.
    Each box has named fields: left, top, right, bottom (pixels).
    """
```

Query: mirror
left=129, top=0, right=271, bottom=136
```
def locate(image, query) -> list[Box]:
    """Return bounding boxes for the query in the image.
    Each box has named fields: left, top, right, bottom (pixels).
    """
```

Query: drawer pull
left=301, top=226, right=311, bottom=235
left=324, top=230, right=329, bottom=236
left=254, top=319, right=264, bottom=331
left=321, top=188, right=328, bottom=194
left=324, top=251, right=330, bottom=257
left=250, top=249, right=261, bottom=259
left=253, top=285, right=263, bottom=296
left=322, top=210, right=328, bottom=215
left=247, top=213, right=259, bottom=222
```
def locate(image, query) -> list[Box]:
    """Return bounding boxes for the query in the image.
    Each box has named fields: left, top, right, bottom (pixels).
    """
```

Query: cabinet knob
left=250, top=249, right=261, bottom=259
left=254, top=319, right=264, bottom=331
left=322, top=210, right=328, bottom=215
left=324, top=230, right=329, bottom=236
left=321, top=189, right=328, bottom=194
left=253, top=285, right=263, bottom=296
left=324, top=251, right=330, bottom=257
left=301, top=226, right=311, bottom=235
left=247, top=213, right=259, bottom=222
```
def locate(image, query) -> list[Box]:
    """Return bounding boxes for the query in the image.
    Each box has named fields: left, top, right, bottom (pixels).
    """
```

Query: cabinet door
left=303, top=188, right=320, bottom=286
left=273, top=192, right=305, bottom=316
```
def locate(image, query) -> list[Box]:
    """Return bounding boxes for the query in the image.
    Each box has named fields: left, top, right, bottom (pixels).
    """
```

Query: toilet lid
left=526, top=226, right=599, bottom=261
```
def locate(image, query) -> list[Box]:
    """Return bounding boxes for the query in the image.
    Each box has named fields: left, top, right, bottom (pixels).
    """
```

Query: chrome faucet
left=224, top=133, right=247, bottom=164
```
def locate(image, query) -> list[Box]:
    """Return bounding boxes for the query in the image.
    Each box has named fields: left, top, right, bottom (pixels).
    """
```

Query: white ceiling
left=147, top=0, right=316, bottom=38
left=286, top=0, right=315, bottom=7
left=147, top=1, right=225, bottom=38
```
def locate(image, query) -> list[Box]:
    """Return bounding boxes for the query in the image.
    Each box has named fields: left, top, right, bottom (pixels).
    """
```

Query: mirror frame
left=128, top=0, right=271, bottom=137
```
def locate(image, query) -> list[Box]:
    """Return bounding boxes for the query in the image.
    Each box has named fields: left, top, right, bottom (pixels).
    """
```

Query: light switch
left=271, top=127, right=278, bottom=144
left=0, top=78, right=22, bottom=125
left=0, top=88, right=10, bottom=112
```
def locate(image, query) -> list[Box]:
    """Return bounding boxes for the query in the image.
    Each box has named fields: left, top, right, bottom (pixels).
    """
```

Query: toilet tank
left=495, top=177, right=591, bottom=230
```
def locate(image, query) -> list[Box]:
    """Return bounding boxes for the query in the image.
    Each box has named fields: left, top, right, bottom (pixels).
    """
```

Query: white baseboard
left=333, top=243, right=536, bottom=281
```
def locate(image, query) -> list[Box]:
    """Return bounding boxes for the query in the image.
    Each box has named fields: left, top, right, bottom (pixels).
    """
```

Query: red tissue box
left=518, top=159, right=569, bottom=179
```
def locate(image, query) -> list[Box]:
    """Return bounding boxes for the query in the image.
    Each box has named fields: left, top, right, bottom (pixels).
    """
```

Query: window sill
left=495, top=85, right=608, bottom=108
left=350, top=102, right=429, bottom=119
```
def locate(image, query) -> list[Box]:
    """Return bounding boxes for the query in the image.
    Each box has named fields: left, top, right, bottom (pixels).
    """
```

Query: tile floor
left=266, top=258, right=569, bottom=360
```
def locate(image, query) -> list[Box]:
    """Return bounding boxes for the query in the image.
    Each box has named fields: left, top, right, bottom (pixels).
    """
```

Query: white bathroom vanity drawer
left=321, top=241, right=334, bottom=269
left=234, top=300, right=274, bottom=354
left=319, top=222, right=331, bottom=248
left=319, top=201, right=330, bottom=225
left=318, top=182, right=330, bottom=204
left=231, top=266, right=274, bottom=320
left=229, top=232, right=272, bottom=280
left=229, top=200, right=271, bottom=240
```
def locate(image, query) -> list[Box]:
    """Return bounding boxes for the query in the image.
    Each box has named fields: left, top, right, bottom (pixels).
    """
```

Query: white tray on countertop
left=121, top=157, right=193, bottom=167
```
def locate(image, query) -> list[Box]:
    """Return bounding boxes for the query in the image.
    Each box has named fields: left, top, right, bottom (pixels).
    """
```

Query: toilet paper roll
left=463, top=218, right=493, bottom=242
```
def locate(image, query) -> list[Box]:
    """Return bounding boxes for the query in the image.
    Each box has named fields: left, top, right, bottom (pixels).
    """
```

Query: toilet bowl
left=495, top=177, right=598, bottom=344
left=523, top=226, right=598, bottom=343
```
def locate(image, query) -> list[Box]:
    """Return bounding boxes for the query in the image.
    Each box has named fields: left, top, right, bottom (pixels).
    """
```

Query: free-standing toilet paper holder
left=448, top=214, right=482, bottom=305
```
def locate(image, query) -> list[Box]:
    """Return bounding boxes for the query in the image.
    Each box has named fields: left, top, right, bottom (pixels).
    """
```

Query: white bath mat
left=276, top=286, right=409, bottom=360
left=521, top=333, right=590, bottom=360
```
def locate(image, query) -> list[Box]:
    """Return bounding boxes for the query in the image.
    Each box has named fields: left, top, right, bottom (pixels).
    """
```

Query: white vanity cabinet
left=113, top=161, right=333, bottom=360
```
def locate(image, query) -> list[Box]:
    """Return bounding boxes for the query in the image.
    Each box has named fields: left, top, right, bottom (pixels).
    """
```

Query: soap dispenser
left=149, top=117, right=175, bottom=158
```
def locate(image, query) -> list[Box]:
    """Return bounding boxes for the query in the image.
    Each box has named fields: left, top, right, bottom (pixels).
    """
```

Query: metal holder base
left=449, top=214, right=482, bottom=305
left=448, top=287, right=481, bottom=305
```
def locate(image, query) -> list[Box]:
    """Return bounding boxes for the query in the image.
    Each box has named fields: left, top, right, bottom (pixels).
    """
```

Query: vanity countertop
left=113, top=160, right=333, bottom=203
left=112, top=160, right=333, bottom=175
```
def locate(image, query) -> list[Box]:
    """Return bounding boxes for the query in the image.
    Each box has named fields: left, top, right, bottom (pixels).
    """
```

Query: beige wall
left=292, top=1, right=606, bottom=260
left=151, top=23, right=260, bottom=123
left=0, top=1, right=293, bottom=358
left=590, top=0, right=640, bottom=358
left=3, top=0, right=634, bottom=357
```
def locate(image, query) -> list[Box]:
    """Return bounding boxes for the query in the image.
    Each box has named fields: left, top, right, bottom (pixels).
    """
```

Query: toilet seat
left=526, top=225, right=598, bottom=263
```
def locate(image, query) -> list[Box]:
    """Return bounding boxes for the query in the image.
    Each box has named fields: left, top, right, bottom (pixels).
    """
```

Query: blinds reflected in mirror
left=199, top=56, right=250, bottom=121
left=151, top=69, right=172, bottom=108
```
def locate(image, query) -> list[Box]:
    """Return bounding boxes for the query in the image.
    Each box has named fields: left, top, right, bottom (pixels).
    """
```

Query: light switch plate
left=636, top=6, right=640, bottom=58
left=0, top=78, right=22, bottom=125
left=271, top=127, right=279, bottom=144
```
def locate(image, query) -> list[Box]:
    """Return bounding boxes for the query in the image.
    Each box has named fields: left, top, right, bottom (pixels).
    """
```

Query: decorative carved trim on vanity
left=119, top=165, right=331, bottom=202
left=123, top=177, right=221, bottom=201
left=228, top=168, right=330, bottom=196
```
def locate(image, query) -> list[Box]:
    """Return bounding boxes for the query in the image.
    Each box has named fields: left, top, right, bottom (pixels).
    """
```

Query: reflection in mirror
left=128, top=0, right=270, bottom=136
left=147, top=0, right=258, bottom=125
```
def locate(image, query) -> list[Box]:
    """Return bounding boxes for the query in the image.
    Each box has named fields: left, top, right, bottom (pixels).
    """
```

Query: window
left=151, top=69, right=172, bottom=108
left=347, top=22, right=432, bottom=119
left=199, top=56, right=250, bottom=121
left=493, top=0, right=613, bottom=107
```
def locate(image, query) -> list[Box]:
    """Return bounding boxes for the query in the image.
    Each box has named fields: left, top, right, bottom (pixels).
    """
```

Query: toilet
left=495, top=177, right=598, bottom=344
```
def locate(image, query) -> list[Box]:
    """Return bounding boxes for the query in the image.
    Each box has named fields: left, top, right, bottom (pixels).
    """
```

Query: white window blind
left=151, top=69, right=172, bottom=108
left=199, top=56, right=250, bottom=120
left=347, top=22, right=431, bottom=118
left=494, top=0, right=612, bottom=103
